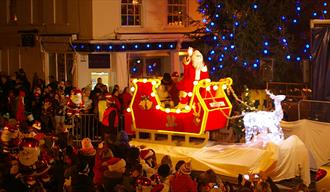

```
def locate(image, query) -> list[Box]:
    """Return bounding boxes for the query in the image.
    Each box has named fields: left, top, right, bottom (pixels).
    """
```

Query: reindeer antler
left=265, top=89, right=275, bottom=99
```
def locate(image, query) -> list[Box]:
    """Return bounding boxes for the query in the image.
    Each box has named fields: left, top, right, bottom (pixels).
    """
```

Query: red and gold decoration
left=125, top=77, right=233, bottom=135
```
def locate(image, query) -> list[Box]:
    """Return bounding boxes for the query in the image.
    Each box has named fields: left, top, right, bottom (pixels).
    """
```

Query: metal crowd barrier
left=298, top=100, right=330, bottom=123
left=67, top=114, right=102, bottom=143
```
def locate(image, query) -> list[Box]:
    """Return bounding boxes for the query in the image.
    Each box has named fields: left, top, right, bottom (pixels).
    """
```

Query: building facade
left=0, top=0, right=202, bottom=90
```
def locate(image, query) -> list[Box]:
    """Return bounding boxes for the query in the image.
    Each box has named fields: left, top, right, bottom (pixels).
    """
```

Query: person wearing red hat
left=0, top=119, right=20, bottom=153
left=103, top=157, right=126, bottom=191
left=170, top=160, right=197, bottom=192
left=102, top=94, right=119, bottom=141
left=140, top=149, right=157, bottom=178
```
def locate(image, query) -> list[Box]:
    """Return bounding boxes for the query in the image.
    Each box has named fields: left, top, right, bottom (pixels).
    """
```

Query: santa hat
left=107, top=157, right=126, bottom=172
left=32, top=120, right=41, bottom=130
left=179, top=161, right=192, bottom=175
left=72, top=89, right=82, bottom=96
left=140, top=149, right=154, bottom=160
left=20, top=137, right=39, bottom=149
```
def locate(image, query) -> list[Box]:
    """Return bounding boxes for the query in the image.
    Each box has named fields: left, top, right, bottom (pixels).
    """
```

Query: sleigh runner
left=125, top=77, right=233, bottom=147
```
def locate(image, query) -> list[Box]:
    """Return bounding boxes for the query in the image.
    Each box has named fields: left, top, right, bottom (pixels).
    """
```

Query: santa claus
left=66, top=89, right=84, bottom=117
left=177, top=47, right=209, bottom=104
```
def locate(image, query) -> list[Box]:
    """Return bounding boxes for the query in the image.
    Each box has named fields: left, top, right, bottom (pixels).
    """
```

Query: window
left=88, top=54, right=110, bottom=69
left=121, top=0, right=141, bottom=26
left=48, top=53, right=74, bottom=82
left=129, top=57, right=167, bottom=78
left=168, top=0, right=187, bottom=26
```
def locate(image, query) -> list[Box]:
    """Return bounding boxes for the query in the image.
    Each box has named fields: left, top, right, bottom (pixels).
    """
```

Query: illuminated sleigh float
left=127, top=77, right=233, bottom=147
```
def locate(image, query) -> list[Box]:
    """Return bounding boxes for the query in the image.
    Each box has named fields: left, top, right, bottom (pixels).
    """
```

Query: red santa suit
left=177, top=49, right=209, bottom=104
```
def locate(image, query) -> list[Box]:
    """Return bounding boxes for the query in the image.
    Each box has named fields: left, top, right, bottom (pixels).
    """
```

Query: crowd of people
left=0, top=69, right=311, bottom=192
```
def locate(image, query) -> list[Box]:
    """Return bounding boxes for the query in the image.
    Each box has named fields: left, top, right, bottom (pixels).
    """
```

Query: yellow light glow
left=155, top=105, right=160, bottom=110
left=152, top=81, right=156, bottom=85
left=206, top=86, right=211, bottom=91
left=165, top=108, right=170, bottom=113
left=130, top=87, right=135, bottom=92
left=132, top=79, right=138, bottom=83
left=188, top=92, right=193, bottom=97
left=143, top=79, right=147, bottom=83
left=193, top=81, right=198, bottom=85
left=206, top=79, right=211, bottom=83
left=185, top=105, right=190, bottom=110
left=222, top=84, right=227, bottom=90
left=176, top=109, right=181, bottom=114
left=126, top=108, right=131, bottom=112
left=151, top=92, right=155, bottom=97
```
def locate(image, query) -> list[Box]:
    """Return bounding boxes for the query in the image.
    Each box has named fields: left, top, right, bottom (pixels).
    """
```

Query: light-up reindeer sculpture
left=243, top=90, right=285, bottom=145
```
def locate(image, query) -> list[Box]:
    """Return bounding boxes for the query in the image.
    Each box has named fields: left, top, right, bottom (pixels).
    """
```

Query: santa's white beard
left=192, top=59, right=203, bottom=70
left=19, top=147, right=40, bottom=166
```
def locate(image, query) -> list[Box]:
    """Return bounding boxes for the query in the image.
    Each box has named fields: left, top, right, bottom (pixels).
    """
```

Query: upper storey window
left=168, top=0, right=187, bottom=26
left=121, top=0, right=142, bottom=26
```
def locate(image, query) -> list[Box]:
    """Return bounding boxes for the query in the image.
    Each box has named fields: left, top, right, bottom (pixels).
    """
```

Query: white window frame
left=168, top=0, right=187, bottom=27
left=121, top=0, right=142, bottom=26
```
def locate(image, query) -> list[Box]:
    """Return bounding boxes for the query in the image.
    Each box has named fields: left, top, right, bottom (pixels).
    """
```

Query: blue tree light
left=221, top=35, right=226, bottom=40
left=230, top=45, right=235, bottom=49
left=281, top=16, right=286, bottom=21
left=169, top=44, right=174, bottom=49
left=324, top=2, right=327, bottom=6
left=323, top=10, right=327, bottom=14
left=210, top=50, right=215, bottom=55
left=313, top=12, right=318, bottom=17
left=219, top=64, right=223, bottom=69
left=264, top=41, right=269, bottom=46
left=286, top=55, right=291, bottom=60
left=233, top=56, right=238, bottom=61
left=292, top=19, right=298, bottom=24
left=229, top=33, right=234, bottom=38
left=96, top=45, right=101, bottom=50
left=158, top=44, right=162, bottom=48
left=234, top=21, right=239, bottom=27
left=108, top=45, right=113, bottom=50
left=296, top=56, right=301, bottom=61
left=263, top=49, right=269, bottom=55
left=208, top=57, right=212, bottom=61
left=146, top=44, right=151, bottom=48
left=305, top=44, right=310, bottom=49
left=253, top=63, right=258, bottom=68
left=296, top=6, right=301, bottom=11
left=202, top=18, right=207, bottom=23
left=215, top=14, right=219, bottom=18
left=212, top=66, right=216, bottom=71
left=218, top=58, right=223, bottom=62
left=121, top=45, right=126, bottom=49
left=252, top=3, right=258, bottom=9
left=223, top=46, right=228, bottom=51
left=210, top=22, right=215, bottom=26
left=134, top=44, right=139, bottom=49
left=213, top=36, right=218, bottom=40
left=243, top=61, right=248, bottom=67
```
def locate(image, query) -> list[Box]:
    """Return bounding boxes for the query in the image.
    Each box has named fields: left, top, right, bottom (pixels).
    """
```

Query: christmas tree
left=192, top=0, right=329, bottom=90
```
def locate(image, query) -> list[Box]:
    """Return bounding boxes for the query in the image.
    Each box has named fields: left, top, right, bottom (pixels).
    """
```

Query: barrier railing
left=298, top=100, right=330, bottom=123
left=67, top=114, right=102, bottom=143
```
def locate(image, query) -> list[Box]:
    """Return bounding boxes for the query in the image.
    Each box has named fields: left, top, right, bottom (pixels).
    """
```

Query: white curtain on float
left=114, top=52, right=129, bottom=90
